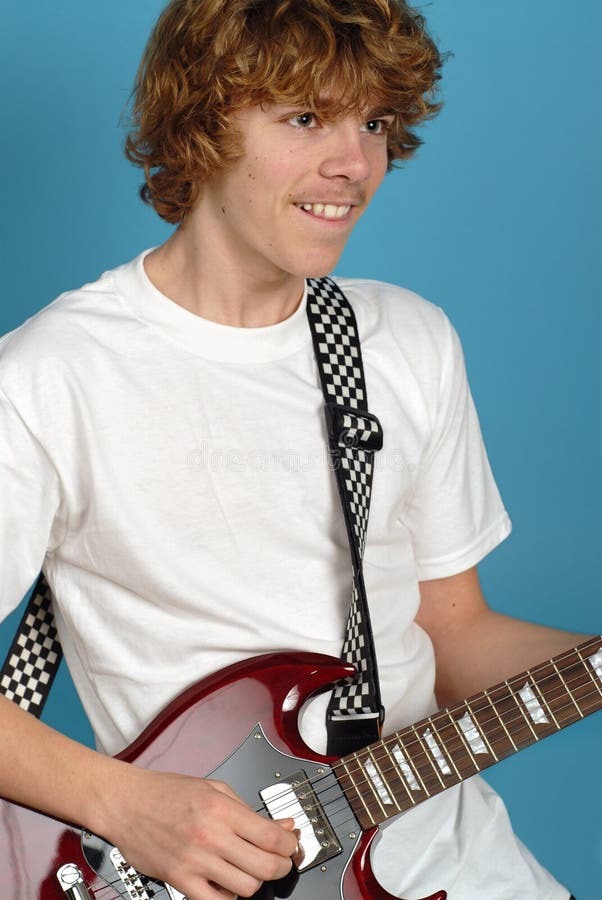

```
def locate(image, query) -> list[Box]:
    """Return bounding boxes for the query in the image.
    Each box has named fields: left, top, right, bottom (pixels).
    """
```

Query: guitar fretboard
left=333, top=636, right=602, bottom=829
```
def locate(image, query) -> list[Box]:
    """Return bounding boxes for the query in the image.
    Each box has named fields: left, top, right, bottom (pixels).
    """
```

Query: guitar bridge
left=109, top=848, right=185, bottom=900
left=260, top=769, right=342, bottom=873
left=109, top=849, right=153, bottom=900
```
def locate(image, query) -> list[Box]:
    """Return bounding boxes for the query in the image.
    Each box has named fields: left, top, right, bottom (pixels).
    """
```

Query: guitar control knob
left=56, top=863, right=94, bottom=899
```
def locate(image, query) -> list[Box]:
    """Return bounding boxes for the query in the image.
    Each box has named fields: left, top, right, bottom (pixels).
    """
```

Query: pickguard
left=82, top=724, right=362, bottom=900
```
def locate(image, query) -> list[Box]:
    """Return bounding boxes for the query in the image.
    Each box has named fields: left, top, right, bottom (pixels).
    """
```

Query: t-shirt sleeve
left=404, top=314, right=511, bottom=581
left=0, top=385, right=66, bottom=618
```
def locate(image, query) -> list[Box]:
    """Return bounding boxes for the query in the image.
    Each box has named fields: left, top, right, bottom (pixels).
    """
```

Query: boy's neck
left=144, top=225, right=307, bottom=329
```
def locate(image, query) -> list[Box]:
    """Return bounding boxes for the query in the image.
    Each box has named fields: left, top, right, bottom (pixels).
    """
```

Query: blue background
left=1, top=1, right=600, bottom=896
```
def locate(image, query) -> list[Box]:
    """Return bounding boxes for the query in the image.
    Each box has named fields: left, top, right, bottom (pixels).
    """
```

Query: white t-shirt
left=0, top=250, right=568, bottom=898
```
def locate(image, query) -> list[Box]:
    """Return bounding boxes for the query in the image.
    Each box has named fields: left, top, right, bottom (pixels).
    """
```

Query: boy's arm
left=416, top=566, right=586, bottom=708
left=0, top=694, right=296, bottom=899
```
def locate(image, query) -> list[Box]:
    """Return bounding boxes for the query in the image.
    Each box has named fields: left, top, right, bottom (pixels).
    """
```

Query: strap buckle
left=325, top=402, right=384, bottom=453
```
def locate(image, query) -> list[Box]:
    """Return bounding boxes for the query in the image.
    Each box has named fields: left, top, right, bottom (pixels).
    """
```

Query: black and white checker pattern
left=306, top=278, right=365, bottom=409
left=341, top=451, right=370, bottom=557
left=330, top=583, right=374, bottom=715
left=0, top=573, right=63, bottom=716
left=307, top=278, right=384, bottom=726
left=339, top=411, right=383, bottom=449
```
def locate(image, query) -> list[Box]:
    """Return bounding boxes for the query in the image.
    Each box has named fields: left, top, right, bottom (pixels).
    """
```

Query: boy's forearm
left=432, top=612, right=587, bottom=708
left=0, top=693, right=127, bottom=835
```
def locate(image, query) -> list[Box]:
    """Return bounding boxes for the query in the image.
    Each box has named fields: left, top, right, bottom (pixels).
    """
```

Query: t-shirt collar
left=112, top=248, right=310, bottom=364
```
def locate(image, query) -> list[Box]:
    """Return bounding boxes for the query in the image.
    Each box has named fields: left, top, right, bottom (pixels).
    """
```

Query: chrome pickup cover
left=260, top=769, right=342, bottom=873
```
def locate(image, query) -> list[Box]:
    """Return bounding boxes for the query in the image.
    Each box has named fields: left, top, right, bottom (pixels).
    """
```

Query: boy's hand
left=98, top=766, right=298, bottom=899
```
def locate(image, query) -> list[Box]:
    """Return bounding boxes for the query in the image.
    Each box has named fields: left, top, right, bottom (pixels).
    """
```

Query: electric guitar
left=1, top=636, right=601, bottom=900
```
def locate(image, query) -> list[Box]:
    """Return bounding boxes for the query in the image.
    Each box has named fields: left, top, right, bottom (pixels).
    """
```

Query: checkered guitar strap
left=306, top=277, right=385, bottom=756
left=0, top=572, right=62, bottom=716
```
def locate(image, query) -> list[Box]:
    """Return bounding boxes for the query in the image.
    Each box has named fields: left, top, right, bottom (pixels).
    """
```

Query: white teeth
left=296, top=203, right=352, bottom=220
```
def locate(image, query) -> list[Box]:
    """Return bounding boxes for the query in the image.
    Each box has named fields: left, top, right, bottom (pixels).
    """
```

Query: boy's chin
left=302, top=266, right=336, bottom=279
left=299, top=253, right=344, bottom=281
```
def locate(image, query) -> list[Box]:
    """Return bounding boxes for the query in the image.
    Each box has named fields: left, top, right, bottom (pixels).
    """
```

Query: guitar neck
left=334, top=636, right=602, bottom=830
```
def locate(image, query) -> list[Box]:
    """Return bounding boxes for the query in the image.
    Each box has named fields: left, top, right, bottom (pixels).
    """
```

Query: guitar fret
left=457, top=704, right=494, bottom=761
left=338, top=757, right=376, bottom=827
left=457, top=713, right=487, bottom=755
left=395, top=734, right=431, bottom=796
left=526, top=668, right=560, bottom=730
left=552, top=660, right=583, bottom=718
left=589, top=648, right=602, bottom=681
left=482, top=689, right=519, bottom=753
left=380, top=740, right=417, bottom=806
left=577, top=646, right=602, bottom=698
left=465, top=697, right=500, bottom=760
left=569, top=649, right=602, bottom=713
left=352, top=751, right=388, bottom=823
left=371, top=742, right=412, bottom=816
left=426, top=716, right=462, bottom=781
left=489, top=680, right=546, bottom=750
left=534, top=661, right=580, bottom=728
left=505, top=679, right=540, bottom=740
left=361, top=749, right=395, bottom=818
left=563, top=653, right=601, bottom=714
left=369, top=747, right=403, bottom=812
left=444, top=710, right=481, bottom=774
left=423, top=728, right=452, bottom=776
left=427, top=710, right=478, bottom=779
left=410, top=724, right=446, bottom=789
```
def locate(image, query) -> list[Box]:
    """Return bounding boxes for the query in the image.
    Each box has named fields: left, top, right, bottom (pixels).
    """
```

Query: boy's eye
left=289, top=112, right=317, bottom=128
left=362, top=119, right=388, bottom=134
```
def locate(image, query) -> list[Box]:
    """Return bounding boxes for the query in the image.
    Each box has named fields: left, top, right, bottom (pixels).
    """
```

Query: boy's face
left=196, top=102, right=393, bottom=282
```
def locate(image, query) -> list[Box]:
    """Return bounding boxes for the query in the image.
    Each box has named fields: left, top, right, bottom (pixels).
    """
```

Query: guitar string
left=254, top=672, right=602, bottom=836
left=107, top=857, right=172, bottom=898
left=375, top=678, right=601, bottom=773
left=268, top=684, right=602, bottom=821
left=254, top=681, right=602, bottom=830
left=249, top=638, right=601, bottom=815
left=261, top=637, right=602, bottom=810
left=257, top=690, right=602, bottom=829
left=251, top=662, right=601, bottom=821
left=251, top=654, right=602, bottom=819
left=95, top=646, right=601, bottom=889
left=339, top=689, right=602, bottom=808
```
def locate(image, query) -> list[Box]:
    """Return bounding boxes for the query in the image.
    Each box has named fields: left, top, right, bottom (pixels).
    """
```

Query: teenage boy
left=0, top=1, right=584, bottom=898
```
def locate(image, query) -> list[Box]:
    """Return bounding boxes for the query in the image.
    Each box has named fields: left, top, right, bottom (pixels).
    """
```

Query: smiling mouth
left=294, top=202, right=352, bottom=221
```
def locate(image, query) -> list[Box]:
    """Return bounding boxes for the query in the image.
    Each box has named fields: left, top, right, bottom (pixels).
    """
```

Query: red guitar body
left=0, top=652, right=446, bottom=900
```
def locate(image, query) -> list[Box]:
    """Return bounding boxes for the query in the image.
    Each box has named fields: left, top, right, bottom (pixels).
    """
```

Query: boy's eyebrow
left=258, top=97, right=400, bottom=125
left=261, top=102, right=315, bottom=116
left=269, top=101, right=398, bottom=117
left=365, top=105, right=396, bottom=118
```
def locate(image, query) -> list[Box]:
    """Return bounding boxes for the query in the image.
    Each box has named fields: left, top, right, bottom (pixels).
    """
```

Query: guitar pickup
left=260, top=769, right=342, bottom=873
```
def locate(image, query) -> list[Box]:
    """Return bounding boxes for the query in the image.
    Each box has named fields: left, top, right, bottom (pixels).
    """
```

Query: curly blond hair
left=125, top=0, right=443, bottom=224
